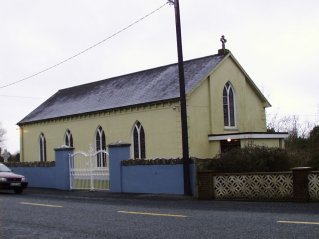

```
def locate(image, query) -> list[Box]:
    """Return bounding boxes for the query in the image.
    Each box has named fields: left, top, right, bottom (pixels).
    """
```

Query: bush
left=281, top=125, right=319, bottom=170
left=308, top=154, right=319, bottom=170
left=198, top=146, right=291, bottom=173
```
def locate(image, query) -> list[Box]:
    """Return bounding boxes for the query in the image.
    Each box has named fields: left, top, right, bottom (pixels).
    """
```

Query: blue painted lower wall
left=108, top=144, right=197, bottom=195
left=10, top=145, right=197, bottom=195
left=12, top=163, right=196, bottom=195
left=9, top=148, right=72, bottom=190
left=12, top=167, right=56, bottom=188
left=121, top=164, right=196, bottom=195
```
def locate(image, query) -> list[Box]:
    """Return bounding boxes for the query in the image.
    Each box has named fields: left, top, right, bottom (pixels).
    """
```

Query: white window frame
left=131, top=121, right=145, bottom=159
left=95, top=126, right=106, bottom=167
left=223, top=81, right=237, bottom=129
left=39, top=133, right=46, bottom=162
left=64, top=129, right=73, bottom=147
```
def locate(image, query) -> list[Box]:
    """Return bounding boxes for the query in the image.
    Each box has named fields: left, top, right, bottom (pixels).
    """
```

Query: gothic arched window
left=64, top=129, right=73, bottom=147
left=39, top=133, right=47, bottom=162
left=132, top=121, right=145, bottom=159
left=223, top=82, right=236, bottom=127
left=96, top=126, right=106, bottom=167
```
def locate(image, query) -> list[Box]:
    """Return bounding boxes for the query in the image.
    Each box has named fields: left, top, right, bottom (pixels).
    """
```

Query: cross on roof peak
left=220, top=35, right=227, bottom=50
left=218, top=35, right=230, bottom=55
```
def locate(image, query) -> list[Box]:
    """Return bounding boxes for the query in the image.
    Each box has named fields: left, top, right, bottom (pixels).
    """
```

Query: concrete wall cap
left=54, top=146, right=75, bottom=151
left=292, top=167, right=312, bottom=171
left=108, top=140, right=131, bottom=147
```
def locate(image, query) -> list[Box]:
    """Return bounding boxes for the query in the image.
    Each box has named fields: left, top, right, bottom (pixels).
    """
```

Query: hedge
left=196, top=146, right=292, bottom=173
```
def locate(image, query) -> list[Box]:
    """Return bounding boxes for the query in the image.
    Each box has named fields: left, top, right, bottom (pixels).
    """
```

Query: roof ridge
left=18, top=53, right=225, bottom=124
left=59, top=54, right=220, bottom=92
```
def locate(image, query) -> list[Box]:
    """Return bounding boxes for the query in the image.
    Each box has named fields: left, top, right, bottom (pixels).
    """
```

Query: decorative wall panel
left=213, top=173, right=293, bottom=200
left=309, top=173, right=319, bottom=201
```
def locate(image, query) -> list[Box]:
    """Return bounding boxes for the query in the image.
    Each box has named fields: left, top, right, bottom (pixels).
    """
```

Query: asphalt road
left=1, top=189, right=319, bottom=239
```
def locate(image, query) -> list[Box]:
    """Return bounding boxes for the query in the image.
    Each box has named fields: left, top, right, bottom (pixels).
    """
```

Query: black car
left=0, top=163, right=28, bottom=194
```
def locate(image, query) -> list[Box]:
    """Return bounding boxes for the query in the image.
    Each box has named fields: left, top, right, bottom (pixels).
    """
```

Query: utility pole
left=168, top=0, right=191, bottom=196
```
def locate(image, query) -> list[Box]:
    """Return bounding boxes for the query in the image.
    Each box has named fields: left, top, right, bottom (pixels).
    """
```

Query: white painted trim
left=208, top=133, right=289, bottom=141
left=223, top=81, right=237, bottom=128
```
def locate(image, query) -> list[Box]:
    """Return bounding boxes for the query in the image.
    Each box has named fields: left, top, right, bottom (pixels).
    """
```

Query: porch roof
left=208, top=132, right=289, bottom=141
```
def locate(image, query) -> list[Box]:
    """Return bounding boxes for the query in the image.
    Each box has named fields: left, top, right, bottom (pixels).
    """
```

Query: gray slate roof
left=19, top=54, right=225, bottom=124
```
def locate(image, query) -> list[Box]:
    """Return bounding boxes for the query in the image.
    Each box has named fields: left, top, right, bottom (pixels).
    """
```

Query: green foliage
left=309, top=126, right=319, bottom=143
left=198, top=146, right=291, bottom=173
left=284, top=125, right=319, bottom=170
left=8, top=153, right=20, bottom=162
left=198, top=125, right=319, bottom=172
left=0, top=152, right=20, bottom=163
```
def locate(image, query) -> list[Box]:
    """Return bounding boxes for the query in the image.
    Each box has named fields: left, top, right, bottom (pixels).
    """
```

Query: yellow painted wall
left=209, top=57, right=267, bottom=134
left=187, top=56, right=270, bottom=158
left=20, top=102, right=183, bottom=162
left=187, top=79, right=211, bottom=158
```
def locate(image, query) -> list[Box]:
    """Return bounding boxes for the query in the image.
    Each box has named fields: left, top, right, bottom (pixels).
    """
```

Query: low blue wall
left=121, top=164, right=196, bottom=195
left=12, top=166, right=56, bottom=188
left=9, top=147, right=72, bottom=190
left=108, top=142, right=197, bottom=195
left=10, top=143, right=197, bottom=196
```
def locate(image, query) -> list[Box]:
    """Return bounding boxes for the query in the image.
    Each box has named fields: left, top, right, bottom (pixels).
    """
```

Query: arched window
left=39, top=133, right=47, bottom=162
left=64, top=129, right=73, bottom=147
left=223, top=82, right=236, bottom=127
left=96, top=126, right=106, bottom=167
left=132, top=121, right=145, bottom=159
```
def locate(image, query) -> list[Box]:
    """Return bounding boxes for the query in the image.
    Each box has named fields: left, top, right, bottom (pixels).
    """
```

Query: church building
left=18, top=45, right=287, bottom=162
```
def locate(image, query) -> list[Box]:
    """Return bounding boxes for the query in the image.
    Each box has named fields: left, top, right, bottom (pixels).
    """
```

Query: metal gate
left=69, top=146, right=109, bottom=191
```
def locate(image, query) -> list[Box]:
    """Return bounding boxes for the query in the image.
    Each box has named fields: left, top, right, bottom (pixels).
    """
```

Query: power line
left=0, top=2, right=168, bottom=89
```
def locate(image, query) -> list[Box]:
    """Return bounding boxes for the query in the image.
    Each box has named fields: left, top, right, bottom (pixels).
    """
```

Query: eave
left=17, top=97, right=180, bottom=126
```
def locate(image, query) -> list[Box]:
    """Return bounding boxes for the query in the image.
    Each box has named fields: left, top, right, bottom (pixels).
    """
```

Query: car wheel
left=14, top=189, right=23, bottom=194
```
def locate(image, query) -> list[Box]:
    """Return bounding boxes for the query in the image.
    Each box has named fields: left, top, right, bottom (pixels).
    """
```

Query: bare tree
left=0, top=122, right=6, bottom=148
left=267, top=113, right=315, bottom=138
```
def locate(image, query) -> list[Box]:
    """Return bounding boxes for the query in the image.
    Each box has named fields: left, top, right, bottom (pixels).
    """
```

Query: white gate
left=69, top=146, right=109, bottom=191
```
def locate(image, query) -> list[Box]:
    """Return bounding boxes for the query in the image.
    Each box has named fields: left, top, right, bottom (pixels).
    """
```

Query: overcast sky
left=1, top=0, right=319, bottom=153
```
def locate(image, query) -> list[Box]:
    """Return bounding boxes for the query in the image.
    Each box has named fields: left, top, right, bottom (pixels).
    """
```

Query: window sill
left=224, top=126, right=238, bottom=131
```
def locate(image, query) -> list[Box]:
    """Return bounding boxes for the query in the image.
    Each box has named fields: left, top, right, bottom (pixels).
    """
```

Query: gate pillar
left=108, top=141, right=131, bottom=192
left=55, top=147, right=74, bottom=190
left=292, top=167, right=312, bottom=202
